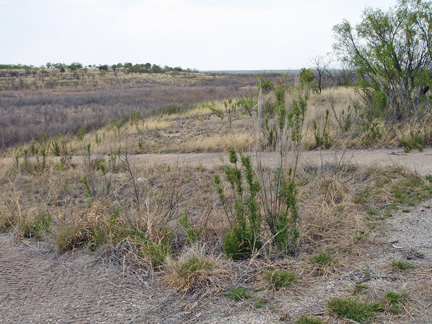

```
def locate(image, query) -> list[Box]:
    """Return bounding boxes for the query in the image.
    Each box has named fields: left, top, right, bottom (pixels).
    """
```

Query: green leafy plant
left=215, top=149, right=262, bottom=260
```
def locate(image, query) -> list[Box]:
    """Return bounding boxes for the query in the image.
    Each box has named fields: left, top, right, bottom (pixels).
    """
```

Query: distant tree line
left=0, top=62, right=196, bottom=74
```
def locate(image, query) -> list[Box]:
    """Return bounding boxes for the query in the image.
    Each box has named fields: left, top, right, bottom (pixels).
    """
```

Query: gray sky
left=1, top=0, right=396, bottom=70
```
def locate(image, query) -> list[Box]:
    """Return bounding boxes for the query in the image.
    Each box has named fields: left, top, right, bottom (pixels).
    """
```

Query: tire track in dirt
left=0, top=235, right=154, bottom=324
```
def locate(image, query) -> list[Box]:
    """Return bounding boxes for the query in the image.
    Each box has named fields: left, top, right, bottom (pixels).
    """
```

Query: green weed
left=225, top=288, right=251, bottom=300
left=391, top=260, right=414, bottom=271
left=264, top=269, right=297, bottom=290
left=309, top=249, right=333, bottom=265
left=328, top=297, right=378, bottom=323
left=295, top=316, right=324, bottom=324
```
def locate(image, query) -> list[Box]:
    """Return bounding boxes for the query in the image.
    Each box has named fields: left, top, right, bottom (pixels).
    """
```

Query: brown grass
left=163, top=246, right=228, bottom=292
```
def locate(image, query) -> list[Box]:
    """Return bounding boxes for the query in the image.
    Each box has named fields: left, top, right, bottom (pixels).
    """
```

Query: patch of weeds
left=140, top=231, right=173, bottom=268
left=264, top=269, right=297, bottom=290
left=391, top=260, right=414, bottom=271
left=295, top=316, right=324, bottom=324
left=391, top=177, right=432, bottom=206
left=55, top=225, right=85, bottom=252
left=384, top=290, right=408, bottom=305
left=401, top=208, right=410, bottom=213
left=386, top=204, right=399, bottom=212
left=18, top=212, right=52, bottom=239
left=382, top=291, right=409, bottom=314
left=0, top=214, right=14, bottom=232
left=365, top=221, right=375, bottom=230
left=309, top=249, right=333, bottom=265
left=363, top=263, right=371, bottom=278
left=81, top=175, right=93, bottom=197
left=367, top=209, right=377, bottom=216
left=354, top=188, right=371, bottom=204
left=355, top=231, right=370, bottom=242
left=354, top=284, right=369, bottom=294
left=328, top=297, right=378, bottom=323
left=254, top=299, right=268, bottom=309
left=225, top=288, right=251, bottom=300
left=178, top=212, right=201, bottom=244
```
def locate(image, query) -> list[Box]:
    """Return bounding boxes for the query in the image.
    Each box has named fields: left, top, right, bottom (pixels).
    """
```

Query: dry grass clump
left=163, top=247, right=228, bottom=292
left=0, top=190, right=51, bottom=239
left=55, top=199, right=127, bottom=252
left=297, top=164, right=366, bottom=254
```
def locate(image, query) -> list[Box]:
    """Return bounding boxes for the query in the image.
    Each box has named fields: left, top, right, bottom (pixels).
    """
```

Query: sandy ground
left=1, top=148, right=431, bottom=323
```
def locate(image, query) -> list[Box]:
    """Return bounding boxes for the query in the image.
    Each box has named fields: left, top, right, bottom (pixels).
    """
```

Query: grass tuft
left=225, top=288, right=251, bottom=300
left=295, top=316, right=324, bottom=324
left=328, top=297, right=377, bottom=323
left=309, top=249, right=333, bottom=265
left=163, top=248, right=224, bottom=291
left=264, top=269, right=297, bottom=290
left=391, top=260, right=414, bottom=271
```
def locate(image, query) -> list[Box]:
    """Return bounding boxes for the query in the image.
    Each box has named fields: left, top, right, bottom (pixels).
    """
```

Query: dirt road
left=118, top=147, right=432, bottom=176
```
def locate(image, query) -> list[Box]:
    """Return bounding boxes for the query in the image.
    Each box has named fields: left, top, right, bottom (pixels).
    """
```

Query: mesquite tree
left=333, top=0, right=432, bottom=122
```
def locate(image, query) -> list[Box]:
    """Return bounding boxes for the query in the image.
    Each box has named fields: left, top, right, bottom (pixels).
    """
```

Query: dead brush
left=163, top=246, right=228, bottom=292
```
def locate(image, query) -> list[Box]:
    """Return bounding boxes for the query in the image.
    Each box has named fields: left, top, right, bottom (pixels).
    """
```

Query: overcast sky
left=1, top=0, right=397, bottom=70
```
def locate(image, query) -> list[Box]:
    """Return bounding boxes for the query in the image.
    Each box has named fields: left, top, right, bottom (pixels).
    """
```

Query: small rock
left=389, top=239, right=399, bottom=244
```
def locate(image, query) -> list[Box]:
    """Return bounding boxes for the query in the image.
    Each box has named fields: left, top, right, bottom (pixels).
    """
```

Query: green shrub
left=215, top=149, right=262, bottom=260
